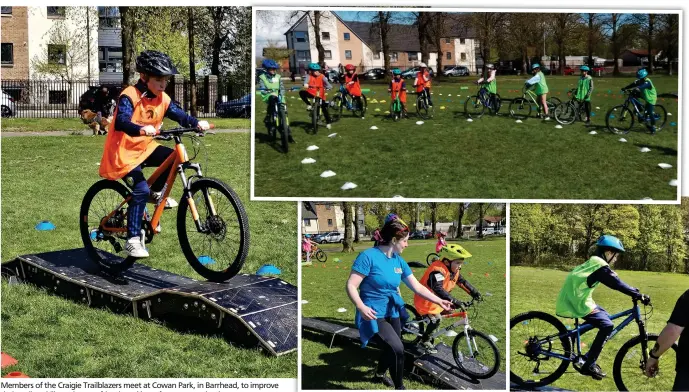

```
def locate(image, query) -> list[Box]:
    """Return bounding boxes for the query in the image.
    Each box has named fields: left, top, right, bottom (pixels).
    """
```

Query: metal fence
left=1, top=77, right=250, bottom=119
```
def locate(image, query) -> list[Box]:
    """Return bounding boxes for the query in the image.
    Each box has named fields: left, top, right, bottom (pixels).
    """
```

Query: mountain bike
left=464, top=83, right=502, bottom=118
left=390, top=91, right=404, bottom=122
left=605, top=89, right=667, bottom=134
left=553, top=89, right=590, bottom=125
left=307, top=87, right=331, bottom=134
left=510, top=295, right=678, bottom=391
left=402, top=299, right=500, bottom=379
left=509, top=86, right=561, bottom=120
left=302, top=244, right=327, bottom=262
left=415, top=87, right=434, bottom=120
left=331, top=83, right=367, bottom=121
left=80, top=127, right=250, bottom=282
left=258, top=88, right=291, bottom=153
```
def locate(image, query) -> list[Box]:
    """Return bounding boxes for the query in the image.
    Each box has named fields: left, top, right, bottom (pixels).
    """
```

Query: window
left=48, top=44, right=66, bottom=65
left=46, top=6, right=65, bottom=17
left=373, top=52, right=381, bottom=60
left=321, top=32, right=330, bottom=41
left=325, top=204, right=331, bottom=210
left=99, top=46, right=123, bottom=73
left=48, top=90, right=67, bottom=104
left=1, top=43, right=13, bottom=65
left=296, top=50, right=310, bottom=61
left=324, top=50, right=332, bottom=60
left=445, top=38, right=450, bottom=44
left=391, top=52, right=398, bottom=62
left=294, top=31, right=306, bottom=43
left=461, top=52, right=467, bottom=61
left=345, top=50, right=352, bottom=60
left=304, top=219, right=311, bottom=226
left=446, top=52, right=451, bottom=60
left=1, top=6, right=12, bottom=15
left=98, top=6, right=120, bottom=28
left=344, top=32, right=350, bottom=41
left=408, top=52, right=418, bottom=61
left=460, top=38, right=466, bottom=45
left=327, top=219, right=333, bottom=226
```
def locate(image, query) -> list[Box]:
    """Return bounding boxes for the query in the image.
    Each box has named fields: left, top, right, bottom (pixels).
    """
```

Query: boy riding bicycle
left=575, top=66, right=594, bottom=125
left=258, top=59, right=294, bottom=143
left=413, top=62, right=433, bottom=107
left=525, top=63, right=550, bottom=120
left=343, top=64, right=365, bottom=119
left=389, top=69, right=408, bottom=118
left=299, top=62, right=333, bottom=130
left=555, top=235, right=645, bottom=380
left=621, top=68, right=658, bottom=134
left=414, top=244, right=482, bottom=353
left=99, top=50, right=209, bottom=258
left=476, top=63, right=498, bottom=111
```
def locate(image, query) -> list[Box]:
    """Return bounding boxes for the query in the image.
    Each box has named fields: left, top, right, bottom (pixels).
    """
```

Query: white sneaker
left=326, top=124, right=332, bottom=130
left=306, top=105, right=312, bottom=111
left=126, top=236, right=149, bottom=258
left=151, top=191, right=178, bottom=209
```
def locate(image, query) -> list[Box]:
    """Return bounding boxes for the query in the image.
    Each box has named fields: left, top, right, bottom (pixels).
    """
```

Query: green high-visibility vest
left=575, top=75, right=592, bottom=102
left=535, top=71, right=549, bottom=95
left=640, top=77, right=657, bottom=105
left=259, top=74, right=283, bottom=103
left=555, top=256, right=608, bottom=318
left=484, top=70, right=497, bottom=94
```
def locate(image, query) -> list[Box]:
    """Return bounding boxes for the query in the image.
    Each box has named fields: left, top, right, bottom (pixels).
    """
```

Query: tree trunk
left=611, top=14, right=620, bottom=76
left=430, top=203, right=438, bottom=236
left=587, top=14, right=595, bottom=68
left=354, top=204, right=361, bottom=243
left=417, top=13, right=430, bottom=65
left=379, top=12, right=391, bottom=78
left=434, top=15, right=444, bottom=73
left=188, top=7, right=198, bottom=116
left=647, top=14, right=654, bottom=74
left=313, top=11, right=325, bottom=65
left=477, top=203, right=485, bottom=239
left=120, top=6, right=138, bottom=86
left=342, top=202, right=355, bottom=252
left=455, top=204, right=465, bottom=239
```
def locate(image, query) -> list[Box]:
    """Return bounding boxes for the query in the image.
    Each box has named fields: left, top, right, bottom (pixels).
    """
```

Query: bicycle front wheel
left=613, top=333, right=678, bottom=391
left=546, top=97, right=561, bottom=115
left=315, top=249, right=327, bottom=262
left=491, top=94, right=502, bottom=114
left=554, top=103, right=576, bottom=125
left=354, top=94, right=367, bottom=118
left=426, top=253, right=439, bottom=265
left=464, top=95, right=485, bottom=118
left=177, top=178, right=250, bottom=282
left=606, top=105, right=634, bottom=134
left=509, top=98, right=532, bottom=120
left=453, top=329, right=500, bottom=379
left=331, top=96, right=343, bottom=122
left=416, top=95, right=430, bottom=119
left=278, top=105, right=289, bottom=153
left=510, top=311, right=571, bottom=389
left=312, top=102, right=319, bottom=134
left=80, top=179, right=137, bottom=274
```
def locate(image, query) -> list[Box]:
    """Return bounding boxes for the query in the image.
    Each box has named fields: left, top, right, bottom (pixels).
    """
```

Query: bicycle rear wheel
left=426, top=253, right=439, bottom=265
left=509, top=98, right=532, bottom=120
left=353, top=94, right=367, bottom=118
left=312, top=101, right=319, bottom=134
left=510, top=311, right=572, bottom=389
left=554, top=103, right=576, bottom=125
left=546, top=97, right=561, bottom=115
left=278, top=105, right=289, bottom=153
left=651, top=104, right=667, bottom=131
left=453, top=329, right=500, bottom=379
left=315, top=249, right=327, bottom=262
left=401, top=304, right=424, bottom=344
left=491, top=94, right=502, bottom=114
left=331, top=95, right=343, bottom=122
left=464, top=95, right=485, bottom=118
left=606, top=105, right=634, bottom=134
left=80, top=179, right=137, bottom=274
left=177, top=178, right=249, bottom=282
left=613, top=334, right=678, bottom=391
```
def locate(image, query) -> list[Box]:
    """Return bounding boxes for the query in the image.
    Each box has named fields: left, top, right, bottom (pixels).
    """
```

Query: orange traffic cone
left=1, top=353, right=18, bottom=369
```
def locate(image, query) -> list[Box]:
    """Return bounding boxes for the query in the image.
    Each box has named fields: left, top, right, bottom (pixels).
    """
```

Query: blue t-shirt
left=352, top=247, right=413, bottom=318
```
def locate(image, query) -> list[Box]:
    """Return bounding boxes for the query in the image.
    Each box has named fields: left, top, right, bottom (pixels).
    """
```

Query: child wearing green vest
left=621, top=68, right=659, bottom=133
left=555, top=235, right=643, bottom=380
left=476, top=63, right=498, bottom=112
left=258, top=59, right=294, bottom=142
left=575, top=66, right=594, bottom=125
left=525, top=63, right=550, bottom=120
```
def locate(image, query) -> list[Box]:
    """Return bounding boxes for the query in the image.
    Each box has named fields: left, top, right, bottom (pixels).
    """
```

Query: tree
left=429, top=12, right=451, bottom=73
left=455, top=203, right=467, bottom=239
left=289, top=11, right=328, bottom=65
left=261, top=40, right=292, bottom=65
left=342, top=202, right=355, bottom=252
left=605, top=13, right=637, bottom=76
left=371, top=11, right=394, bottom=77
left=505, top=13, right=546, bottom=74
left=188, top=7, right=198, bottom=116
left=354, top=204, right=363, bottom=242
left=550, top=13, right=581, bottom=75
left=471, top=13, right=508, bottom=74
left=412, top=12, right=432, bottom=65
left=631, top=14, right=656, bottom=74
left=202, top=7, right=241, bottom=76
left=585, top=13, right=604, bottom=69
left=656, top=14, right=679, bottom=75
left=120, top=6, right=138, bottom=85
left=429, top=202, right=438, bottom=236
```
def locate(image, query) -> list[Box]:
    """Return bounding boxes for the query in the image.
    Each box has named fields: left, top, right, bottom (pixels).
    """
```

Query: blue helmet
left=597, top=235, right=625, bottom=253
left=637, top=68, right=648, bottom=79
left=580, top=65, right=590, bottom=72
left=307, top=63, right=321, bottom=71
left=532, top=63, right=540, bottom=70
left=262, top=59, right=279, bottom=69
left=392, top=68, right=402, bottom=75
left=305, top=234, right=311, bottom=238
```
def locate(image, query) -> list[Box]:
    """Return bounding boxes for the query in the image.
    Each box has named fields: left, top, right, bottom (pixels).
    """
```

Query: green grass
left=301, top=238, right=506, bottom=390
left=510, top=266, right=687, bottom=390
left=1, top=117, right=249, bottom=132
left=254, top=75, right=679, bottom=200
left=1, top=133, right=296, bottom=377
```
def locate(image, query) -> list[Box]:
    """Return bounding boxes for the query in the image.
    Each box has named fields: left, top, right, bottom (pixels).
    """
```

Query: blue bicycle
left=511, top=295, right=678, bottom=391
left=464, top=83, right=501, bottom=118
left=605, top=89, right=667, bottom=134
left=331, top=83, right=367, bottom=121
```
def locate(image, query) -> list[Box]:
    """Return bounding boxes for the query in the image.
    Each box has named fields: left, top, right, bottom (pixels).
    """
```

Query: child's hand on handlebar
left=197, top=121, right=210, bottom=131
left=141, top=125, right=158, bottom=136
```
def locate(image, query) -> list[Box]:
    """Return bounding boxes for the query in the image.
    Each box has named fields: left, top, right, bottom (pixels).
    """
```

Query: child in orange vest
left=388, top=68, right=407, bottom=117
left=99, top=50, right=209, bottom=258
left=413, top=62, right=433, bottom=107
left=414, top=244, right=482, bottom=353
left=343, top=64, right=365, bottom=119
left=299, top=62, right=332, bottom=129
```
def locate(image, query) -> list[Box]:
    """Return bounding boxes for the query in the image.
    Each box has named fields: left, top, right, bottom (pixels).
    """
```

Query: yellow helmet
left=439, top=244, right=472, bottom=260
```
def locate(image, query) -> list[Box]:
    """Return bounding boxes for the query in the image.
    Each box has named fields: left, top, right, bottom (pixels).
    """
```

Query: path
left=0, top=128, right=250, bottom=137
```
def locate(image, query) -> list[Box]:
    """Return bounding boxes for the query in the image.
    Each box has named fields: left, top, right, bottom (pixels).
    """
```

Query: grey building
left=97, top=7, right=123, bottom=84
left=284, top=15, right=312, bottom=74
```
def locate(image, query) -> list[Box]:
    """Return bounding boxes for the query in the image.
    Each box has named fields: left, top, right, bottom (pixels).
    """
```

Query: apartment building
left=1, top=6, right=30, bottom=79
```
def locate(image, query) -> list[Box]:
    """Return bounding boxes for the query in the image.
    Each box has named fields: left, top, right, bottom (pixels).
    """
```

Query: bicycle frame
left=622, top=93, right=648, bottom=120
left=477, top=86, right=492, bottom=107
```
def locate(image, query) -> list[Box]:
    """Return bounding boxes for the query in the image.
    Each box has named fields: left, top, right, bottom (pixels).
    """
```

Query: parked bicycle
left=554, top=89, right=589, bottom=125
left=302, top=244, right=327, bottom=262
left=258, top=88, right=291, bottom=153
left=80, top=127, right=250, bottom=282
left=390, top=91, right=404, bottom=122
left=415, top=88, right=434, bottom=120
left=464, top=83, right=502, bottom=118
left=605, top=89, right=667, bottom=135
left=510, top=295, right=678, bottom=391
left=402, top=298, right=500, bottom=379
left=509, top=86, right=561, bottom=120
left=331, top=83, right=367, bottom=121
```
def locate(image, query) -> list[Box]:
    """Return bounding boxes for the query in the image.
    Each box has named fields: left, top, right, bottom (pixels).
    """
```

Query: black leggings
left=674, top=370, right=689, bottom=391
left=583, top=101, right=591, bottom=120
left=299, top=90, right=331, bottom=123
left=421, top=315, right=441, bottom=342
left=372, top=317, right=405, bottom=389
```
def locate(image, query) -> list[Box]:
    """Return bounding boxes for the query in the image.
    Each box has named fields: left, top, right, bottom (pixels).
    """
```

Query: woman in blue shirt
left=346, top=214, right=452, bottom=390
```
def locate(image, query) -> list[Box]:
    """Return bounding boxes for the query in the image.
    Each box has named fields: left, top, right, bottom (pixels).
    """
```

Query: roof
left=302, top=204, right=317, bottom=220
left=625, top=49, right=660, bottom=56
left=483, top=216, right=503, bottom=223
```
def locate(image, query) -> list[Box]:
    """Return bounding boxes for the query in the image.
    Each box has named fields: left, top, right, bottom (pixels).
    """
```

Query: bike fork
left=178, top=163, right=212, bottom=233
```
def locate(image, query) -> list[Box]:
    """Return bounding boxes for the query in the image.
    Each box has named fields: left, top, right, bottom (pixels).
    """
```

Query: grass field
left=0, top=133, right=296, bottom=377
left=301, top=237, right=506, bottom=390
left=254, top=75, right=679, bottom=200
left=0, top=117, right=249, bottom=132
left=510, top=266, right=687, bottom=390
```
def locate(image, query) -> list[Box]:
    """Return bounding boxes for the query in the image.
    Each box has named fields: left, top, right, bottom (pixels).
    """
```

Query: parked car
left=325, top=69, right=341, bottom=84
left=363, top=68, right=387, bottom=80
left=481, top=227, right=496, bottom=236
left=410, top=230, right=433, bottom=239
left=443, top=66, right=470, bottom=77
left=591, top=66, right=605, bottom=75
left=402, top=66, right=435, bottom=79
left=496, top=227, right=506, bottom=235
left=317, top=231, right=344, bottom=244
left=563, top=66, right=576, bottom=76
left=215, top=94, right=250, bottom=118
left=1, top=90, right=17, bottom=117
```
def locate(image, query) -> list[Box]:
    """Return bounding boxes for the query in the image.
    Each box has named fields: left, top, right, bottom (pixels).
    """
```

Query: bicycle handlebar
left=635, top=294, right=652, bottom=306
left=155, top=126, right=214, bottom=140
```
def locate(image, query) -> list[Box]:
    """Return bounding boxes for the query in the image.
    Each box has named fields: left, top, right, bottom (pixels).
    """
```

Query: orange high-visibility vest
left=99, top=86, right=171, bottom=180
left=415, top=70, right=431, bottom=92
left=345, top=73, right=362, bottom=97
left=414, top=260, right=458, bottom=315
left=390, top=79, right=407, bottom=103
left=306, top=74, right=327, bottom=99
